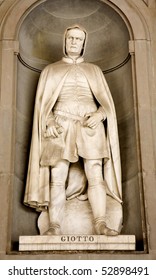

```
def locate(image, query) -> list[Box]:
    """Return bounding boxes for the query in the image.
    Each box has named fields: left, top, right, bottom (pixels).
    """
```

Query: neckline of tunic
left=62, top=56, right=84, bottom=64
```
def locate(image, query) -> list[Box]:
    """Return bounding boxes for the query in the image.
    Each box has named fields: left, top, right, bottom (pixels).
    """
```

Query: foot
left=95, top=222, right=118, bottom=236
left=43, top=224, right=61, bottom=235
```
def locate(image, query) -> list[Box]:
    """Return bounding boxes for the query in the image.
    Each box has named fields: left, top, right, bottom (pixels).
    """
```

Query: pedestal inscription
left=19, top=235, right=135, bottom=251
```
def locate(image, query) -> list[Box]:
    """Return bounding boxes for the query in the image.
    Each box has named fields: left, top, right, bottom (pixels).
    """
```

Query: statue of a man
left=24, top=25, right=122, bottom=236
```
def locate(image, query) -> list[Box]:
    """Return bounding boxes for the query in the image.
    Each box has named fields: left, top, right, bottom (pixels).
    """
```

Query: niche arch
left=0, top=0, right=152, bottom=253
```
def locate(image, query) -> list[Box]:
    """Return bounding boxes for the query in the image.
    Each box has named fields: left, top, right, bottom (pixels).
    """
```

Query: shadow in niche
left=12, top=0, right=146, bottom=252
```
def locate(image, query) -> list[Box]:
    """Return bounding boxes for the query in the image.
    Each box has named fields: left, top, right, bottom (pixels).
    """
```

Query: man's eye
left=67, top=36, right=72, bottom=40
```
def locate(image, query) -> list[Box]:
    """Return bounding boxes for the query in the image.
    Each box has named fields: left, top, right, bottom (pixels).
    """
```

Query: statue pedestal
left=19, top=235, right=135, bottom=251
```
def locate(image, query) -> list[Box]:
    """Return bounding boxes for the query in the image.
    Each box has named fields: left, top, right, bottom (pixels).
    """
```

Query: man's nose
left=71, top=38, right=76, bottom=44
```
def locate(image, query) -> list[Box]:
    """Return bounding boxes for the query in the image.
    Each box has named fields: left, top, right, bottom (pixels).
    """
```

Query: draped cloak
left=24, top=59, right=122, bottom=212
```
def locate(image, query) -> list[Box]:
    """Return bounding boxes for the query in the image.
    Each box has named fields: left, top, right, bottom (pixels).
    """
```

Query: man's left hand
left=84, top=112, right=103, bottom=129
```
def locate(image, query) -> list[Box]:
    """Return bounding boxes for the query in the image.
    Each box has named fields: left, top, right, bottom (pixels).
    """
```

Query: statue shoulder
left=82, top=62, right=102, bottom=72
left=81, top=62, right=103, bottom=78
left=42, top=60, right=63, bottom=73
left=90, top=63, right=103, bottom=73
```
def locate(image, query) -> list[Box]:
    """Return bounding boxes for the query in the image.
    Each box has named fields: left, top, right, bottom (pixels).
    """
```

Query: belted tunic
left=48, top=60, right=109, bottom=162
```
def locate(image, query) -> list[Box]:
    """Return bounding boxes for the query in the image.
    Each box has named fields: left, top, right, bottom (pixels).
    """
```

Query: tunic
left=47, top=63, right=109, bottom=162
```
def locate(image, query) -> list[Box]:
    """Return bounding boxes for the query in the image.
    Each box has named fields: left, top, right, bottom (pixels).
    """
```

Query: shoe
left=95, top=222, right=118, bottom=236
left=43, top=223, right=61, bottom=235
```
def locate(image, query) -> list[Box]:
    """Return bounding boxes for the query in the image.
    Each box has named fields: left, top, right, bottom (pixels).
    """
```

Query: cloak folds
left=24, top=60, right=122, bottom=212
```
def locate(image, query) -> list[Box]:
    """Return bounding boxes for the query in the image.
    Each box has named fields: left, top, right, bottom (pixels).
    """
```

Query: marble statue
left=24, top=25, right=122, bottom=236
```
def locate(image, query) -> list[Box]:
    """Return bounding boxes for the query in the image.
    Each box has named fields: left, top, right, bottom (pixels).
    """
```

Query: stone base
left=19, top=235, right=135, bottom=251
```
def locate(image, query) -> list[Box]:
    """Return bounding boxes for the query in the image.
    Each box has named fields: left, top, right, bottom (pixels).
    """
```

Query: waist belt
left=54, top=110, right=87, bottom=123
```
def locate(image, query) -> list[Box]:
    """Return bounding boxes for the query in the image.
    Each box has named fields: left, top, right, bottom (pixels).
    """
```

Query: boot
left=88, top=180, right=118, bottom=236
left=48, top=181, right=66, bottom=235
left=94, top=217, right=118, bottom=236
left=43, top=223, right=61, bottom=235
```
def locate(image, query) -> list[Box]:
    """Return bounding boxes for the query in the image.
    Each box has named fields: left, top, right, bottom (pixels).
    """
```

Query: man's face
left=65, top=28, right=85, bottom=57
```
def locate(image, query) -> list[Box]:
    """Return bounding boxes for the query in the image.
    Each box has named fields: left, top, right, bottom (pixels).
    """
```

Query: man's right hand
left=44, top=126, right=60, bottom=138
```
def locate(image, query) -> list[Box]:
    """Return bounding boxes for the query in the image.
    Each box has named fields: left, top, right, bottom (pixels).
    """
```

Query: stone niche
left=12, top=0, right=145, bottom=251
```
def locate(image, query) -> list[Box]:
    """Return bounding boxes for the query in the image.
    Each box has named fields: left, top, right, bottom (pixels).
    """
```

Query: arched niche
left=0, top=0, right=152, bottom=253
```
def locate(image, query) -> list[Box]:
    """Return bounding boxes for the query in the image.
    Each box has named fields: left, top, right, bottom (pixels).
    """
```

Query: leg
left=84, top=159, right=118, bottom=236
left=44, top=159, right=69, bottom=235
